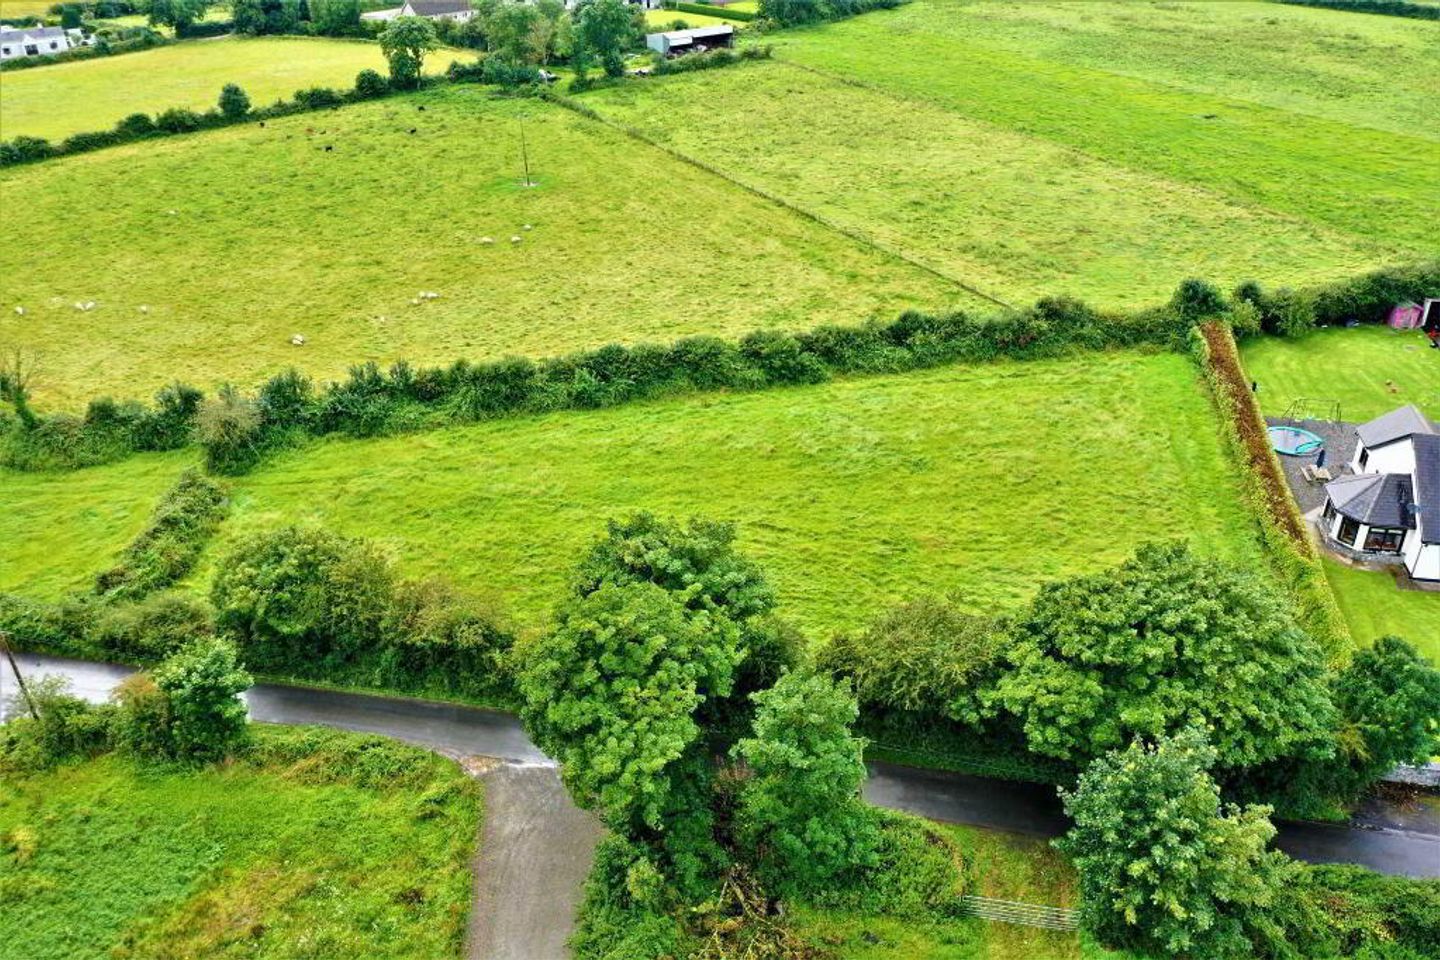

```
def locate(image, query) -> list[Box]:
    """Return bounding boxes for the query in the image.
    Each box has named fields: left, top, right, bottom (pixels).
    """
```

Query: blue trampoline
left=1268, top=425, right=1325, bottom=456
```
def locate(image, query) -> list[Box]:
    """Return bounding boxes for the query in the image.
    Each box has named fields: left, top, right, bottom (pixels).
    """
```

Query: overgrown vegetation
left=0, top=724, right=480, bottom=960
left=92, top=469, right=227, bottom=601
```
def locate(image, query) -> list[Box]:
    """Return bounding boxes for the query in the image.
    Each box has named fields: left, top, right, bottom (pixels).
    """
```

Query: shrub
left=480, top=56, right=542, bottom=87
left=93, top=469, right=229, bottom=602
left=197, top=384, right=263, bottom=474
left=91, top=591, right=215, bottom=661
left=819, top=596, right=1006, bottom=726
left=444, top=57, right=486, bottom=84
left=0, top=676, right=115, bottom=771
left=293, top=85, right=344, bottom=109
left=218, top=82, right=251, bottom=120
left=62, top=129, right=120, bottom=153
left=379, top=578, right=513, bottom=701
left=115, top=112, right=156, bottom=137
left=1171, top=277, right=1228, bottom=321
left=212, top=526, right=396, bottom=675
left=0, top=136, right=56, bottom=165
left=151, top=639, right=251, bottom=761
left=131, top=381, right=203, bottom=451
left=1268, top=287, right=1318, bottom=337
left=353, top=67, right=389, bottom=99
left=155, top=107, right=203, bottom=133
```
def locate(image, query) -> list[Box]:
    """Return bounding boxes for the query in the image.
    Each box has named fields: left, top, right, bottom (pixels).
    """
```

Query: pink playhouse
left=1390, top=301, right=1423, bottom=329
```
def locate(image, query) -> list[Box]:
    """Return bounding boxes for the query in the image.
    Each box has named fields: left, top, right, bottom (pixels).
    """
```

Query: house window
left=1358, top=448, right=1370, bottom=471
left=49, top=41, right=58, bottom=49
left=25, top=43, right=38, bottom=54
left=1322, top=501, right=1336, bottom=528
left=1363, top=527, right=1406, bottom=554
left=1338, top=516, right=1361, bottom=547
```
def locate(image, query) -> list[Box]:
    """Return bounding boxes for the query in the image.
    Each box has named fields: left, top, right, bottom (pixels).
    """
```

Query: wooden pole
left=0, top=630, right=40, bottom=721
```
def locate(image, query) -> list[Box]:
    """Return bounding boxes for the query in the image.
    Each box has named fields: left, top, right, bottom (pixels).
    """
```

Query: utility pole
left=0, top=630, right=39, bottom=721
left=519, top=118, right=534, bottom=188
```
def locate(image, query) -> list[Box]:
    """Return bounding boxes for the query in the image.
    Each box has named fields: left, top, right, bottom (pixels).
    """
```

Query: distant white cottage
left=362, top=0, right=474, bottom=22
left=1320, top=404, right=1440, bottom=583
left=0, top=25, right=86, bottom=61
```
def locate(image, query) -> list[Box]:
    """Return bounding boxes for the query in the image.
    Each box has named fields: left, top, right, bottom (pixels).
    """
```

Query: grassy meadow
left=0, top=0, right=54, bottom=16
left=0, top=37, right=462, bottom=142
left=0, top=726, right=480, bottom=960
left=792, top=823, right=1141, bottom=959
left=759, top=0, right=1435, bottom=269
left=1241, top=326, right=1440, bottom=422
left=0, top=85, right=964, bottom=410
left=1, top=351, right=1263, bottom=637
left=582, top=61, right=1390, bottom=309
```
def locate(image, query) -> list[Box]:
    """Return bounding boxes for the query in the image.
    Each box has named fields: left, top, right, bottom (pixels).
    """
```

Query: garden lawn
left=0, top=349, right=1258, bottom=638
left=0, top=451, right=191, bottom=601
left=581, top=61, right=1391, bottom=310
left=790, top=823, right=1143, bottom=959
left=0, top=84, right=965, bottom=410
left=763, top=0, right=1435, bottom=268
left=1240, top=326, right=1440, bottom=422
left=0, top=36, right=461, bottom=142
left=1323, top=558, right=1440, bottom=664
left=0, top=726, right=481, bottom=960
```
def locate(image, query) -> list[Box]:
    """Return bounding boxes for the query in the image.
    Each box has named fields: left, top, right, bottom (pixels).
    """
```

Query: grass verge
left=0, top=724, right=481, bottom=960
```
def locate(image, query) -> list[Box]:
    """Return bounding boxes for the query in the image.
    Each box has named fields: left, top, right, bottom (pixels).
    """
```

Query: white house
left=0, top=25, right=83, bottom=61
left=363, top=0, right=475, bottom=22
left=1320, top=404, right=1440, bottom=583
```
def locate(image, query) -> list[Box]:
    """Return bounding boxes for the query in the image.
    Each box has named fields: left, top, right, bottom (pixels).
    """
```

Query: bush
left=115, top=112, right=156, bottom=137
left=197, top=384, right=263, bottom=474
left=293, top=85, right=344, bottom=109
left=93, top=469, right=229, bottom=602
left=62, top=129, right=120, bottom=153
left=353, top=67, right=389, bottom=98
left=378, top=577, right=513, bottom=701
left=151, top=639, right=251, bottom=761
left=155, top=107, right=204, bottom=133
left=218, top=82, right=251, bottom=120
left=92, top=591, right=215, bottom=661
left=1171, top=277, right=1227, bottom=321
left=212, top=525, right=395, bottom=676
left=0, top=676, right=115, bottom=771
left=0, top=136, right=56, bottom=165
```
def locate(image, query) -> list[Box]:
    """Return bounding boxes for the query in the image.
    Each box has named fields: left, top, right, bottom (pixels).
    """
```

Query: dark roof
left=404, top=0, right=470, bottom=12
left=1355, top=404, right=1436, bottom=449
left=1325, top=472, right=1415, bottom=529
left=1415, top=434, right=1440, bottom=544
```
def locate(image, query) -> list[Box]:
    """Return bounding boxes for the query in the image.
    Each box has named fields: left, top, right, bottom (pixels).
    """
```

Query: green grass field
left=1323, top=558, right=1440, bottom=664
left=757, top=0, right=1435, bottom=270
left=0, top=0, right=54, bottom=15
left=0, top=351, right=1263, bottom=638
left=1241, top=326, right=1440, bottom=422
left=792, top=823, right=1142, bottom=959
left=0, top=726, right=480, bottom=960
left=0, top=85, right=964, bottom=410
left=0, top=37, right=463, bottom=142
left=581, top=60, right=1391, bottom=310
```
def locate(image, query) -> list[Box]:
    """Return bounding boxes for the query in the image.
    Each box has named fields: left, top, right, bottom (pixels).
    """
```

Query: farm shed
left=646, top=25, right=735, bottom=56
left=1389, top=302, right=1423, bottom=330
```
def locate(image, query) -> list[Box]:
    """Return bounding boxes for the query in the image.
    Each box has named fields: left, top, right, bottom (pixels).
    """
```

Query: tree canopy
left=998, top=542, right=1336, bottom=769
left=379, top=16, right=439, bottom=89
left=1058, top=729, right=1289, bottom=959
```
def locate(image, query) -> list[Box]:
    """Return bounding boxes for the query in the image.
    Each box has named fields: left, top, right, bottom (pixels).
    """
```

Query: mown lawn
left=765, top=0, right=1436, bottom=262
left=1241, top=326, right=1440, bottom=422
left=0, top=36, right=460, bottom=142
left=581, top=61, right=1390, bottom=310
left=0, top=726, right=481, bottom=960
left=0, top=85, right=964, bottom=410
left=1323, top=559, right=1440, bottom=665
left=791, top=823, right=1143, bottom=959
left=1, top=350, right=1262, bottom=637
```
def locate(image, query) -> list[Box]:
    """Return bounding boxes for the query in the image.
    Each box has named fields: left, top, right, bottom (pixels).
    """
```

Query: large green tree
left=573, top=0, right=639, bottom=78
left=146, top=0, right=210, bottom=32
left=1330, top=636, right=1440, bottom=795
left=517, top=580, right=744, bottom=892
left=379, top=15, right=439, bottom=89
left=734, top=670, right=878, bottom=897
left=997, top=542, right=1336, bottom=770
left=1058, top=730, right=1290, bottom=959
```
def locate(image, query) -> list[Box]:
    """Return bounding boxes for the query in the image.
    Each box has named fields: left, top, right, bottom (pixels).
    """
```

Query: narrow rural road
left=6, top=654, right=1438, bottom=883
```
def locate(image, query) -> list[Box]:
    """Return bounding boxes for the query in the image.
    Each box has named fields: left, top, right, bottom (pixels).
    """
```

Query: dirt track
left=467, top=762, right=604, bottom=960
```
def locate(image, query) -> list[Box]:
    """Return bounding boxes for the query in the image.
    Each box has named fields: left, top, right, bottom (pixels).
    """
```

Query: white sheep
left=511, top=235, right=522, bottom=243
left=13, top=306, right=23, bottom=316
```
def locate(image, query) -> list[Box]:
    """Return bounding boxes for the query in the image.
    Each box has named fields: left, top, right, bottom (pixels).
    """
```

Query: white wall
left=0, top=32, right=72, bottom=61
left=1407, top=543, right=1440, bottom=582
left=1352, top=438, right=1417, bottom=476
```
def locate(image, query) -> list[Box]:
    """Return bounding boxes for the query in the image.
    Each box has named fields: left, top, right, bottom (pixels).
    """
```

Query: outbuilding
left=645, top=24, right=735, bottom=56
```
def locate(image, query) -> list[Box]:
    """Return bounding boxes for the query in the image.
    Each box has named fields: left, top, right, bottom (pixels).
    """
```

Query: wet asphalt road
left=6, top=653, right=1437, bottom=879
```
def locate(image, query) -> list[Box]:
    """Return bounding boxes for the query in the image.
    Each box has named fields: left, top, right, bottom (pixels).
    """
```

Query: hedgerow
left=92, top=469, right=229, bottom=602
left=652, top=44, right=771, bottom=76
left=1275, top=0, right=1440, bottom=20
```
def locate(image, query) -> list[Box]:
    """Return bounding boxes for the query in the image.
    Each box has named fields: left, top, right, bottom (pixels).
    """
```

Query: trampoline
left=1268, top=425, right=1325, bottom=456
